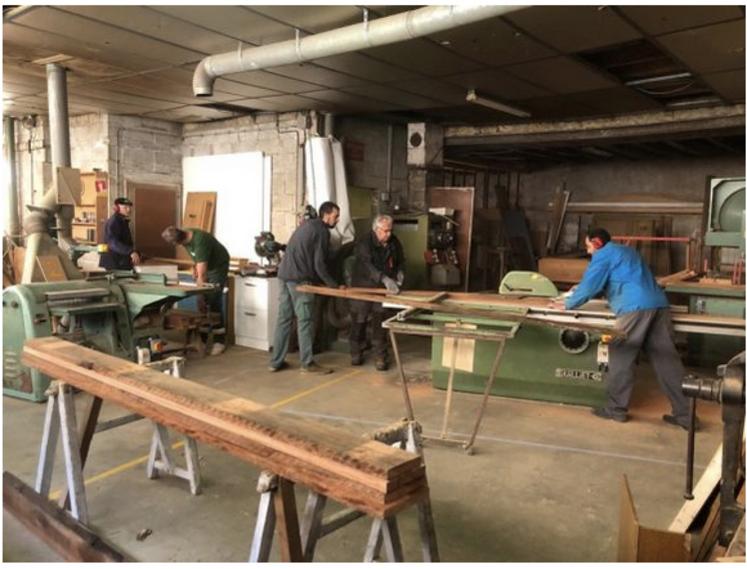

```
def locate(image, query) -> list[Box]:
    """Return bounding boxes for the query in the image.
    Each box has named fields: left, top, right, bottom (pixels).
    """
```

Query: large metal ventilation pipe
left=20, top=63, right=80, bottom=282
left=193, top=5, right=527, bottom=97
left=46, top=62, right=75, bottom=244
left=47, top=63, right=72, bottom=169
left=4, top=116, right=21, bottom=242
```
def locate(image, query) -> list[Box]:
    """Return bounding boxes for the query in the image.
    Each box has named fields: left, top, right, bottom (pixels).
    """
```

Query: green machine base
left=431, top=323, right=607, bottom=408
left=430, top=271, right=608, bottom=407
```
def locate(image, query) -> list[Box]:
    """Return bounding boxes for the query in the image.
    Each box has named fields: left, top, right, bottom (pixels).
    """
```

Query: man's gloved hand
left=395, top=270, right=405, bottom=287
left=382, top=276, right=400, bottom=295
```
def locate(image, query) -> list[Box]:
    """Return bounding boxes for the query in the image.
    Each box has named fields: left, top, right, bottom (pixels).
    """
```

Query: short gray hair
left=372, top=214, right=393, bottom=231
left=161, top=225, right=187, bottom=244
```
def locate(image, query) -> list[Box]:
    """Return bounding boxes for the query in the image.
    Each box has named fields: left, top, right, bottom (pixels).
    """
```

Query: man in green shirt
left=162, top=226, right=230, bottom=355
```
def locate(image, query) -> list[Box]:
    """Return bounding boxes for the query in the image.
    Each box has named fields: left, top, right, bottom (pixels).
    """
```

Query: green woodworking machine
left=3, top=273, right=211, bottom=401
left=429, top=272, right=610, bottom=407
left=666, top=176, right=745, bottom=368
left=426, top=271, right=745, bottom=407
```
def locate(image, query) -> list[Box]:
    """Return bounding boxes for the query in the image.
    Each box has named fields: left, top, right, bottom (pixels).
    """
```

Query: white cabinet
left=234, top=275, right=279, bottom=351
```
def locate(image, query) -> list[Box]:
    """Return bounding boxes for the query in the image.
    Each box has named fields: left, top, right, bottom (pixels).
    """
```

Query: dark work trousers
left=350, top=300, right=388, bottom=362
left=270, top=280, right=315, bottom=368
left=202, top=278, right=227, bottom=344
left=606, top=308, right=689, bottom=419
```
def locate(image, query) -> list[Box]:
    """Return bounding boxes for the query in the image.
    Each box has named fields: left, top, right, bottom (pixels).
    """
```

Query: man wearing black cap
left=99, top=197, right=141, bottom=270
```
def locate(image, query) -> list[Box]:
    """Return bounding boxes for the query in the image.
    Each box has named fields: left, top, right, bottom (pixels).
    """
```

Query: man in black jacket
left=350, top=214, right=405, bottom=371
left=269, top=201, right=340, bottom=375
left=99, top=197, right=141, bottom=270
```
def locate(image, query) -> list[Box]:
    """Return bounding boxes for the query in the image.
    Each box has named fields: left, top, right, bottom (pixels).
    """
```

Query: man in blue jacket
left=552, top=228, right=693, bottom=429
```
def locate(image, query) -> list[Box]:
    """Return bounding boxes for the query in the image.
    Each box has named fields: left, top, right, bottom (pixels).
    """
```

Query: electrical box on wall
left=407, top=123, right=443, bottom=168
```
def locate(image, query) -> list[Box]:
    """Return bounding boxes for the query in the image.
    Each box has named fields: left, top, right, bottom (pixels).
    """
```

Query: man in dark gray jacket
left=269, top=201, right=340, bottom=375
left=349, top=214, right=405, bottom=370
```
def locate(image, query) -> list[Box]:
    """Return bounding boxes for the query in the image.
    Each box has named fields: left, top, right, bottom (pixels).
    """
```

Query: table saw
left=3, top=272, right=213, bottom=401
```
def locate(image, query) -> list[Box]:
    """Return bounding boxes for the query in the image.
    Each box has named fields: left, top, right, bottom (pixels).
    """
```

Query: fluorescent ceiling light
left=666, top=96, right=720, bottom=108
left=624, top=72, right=692, bottom=87
left=466, top=89, right=531, bottom=118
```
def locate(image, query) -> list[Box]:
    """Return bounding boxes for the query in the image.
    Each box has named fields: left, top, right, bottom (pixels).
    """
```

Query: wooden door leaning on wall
left=128, top=181, right=180, bottom=259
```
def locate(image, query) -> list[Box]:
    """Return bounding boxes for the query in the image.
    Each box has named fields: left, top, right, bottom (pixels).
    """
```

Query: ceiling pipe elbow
left=191, top=4, right=528, bottom=97
left=193, top=58, right=215, bottom=97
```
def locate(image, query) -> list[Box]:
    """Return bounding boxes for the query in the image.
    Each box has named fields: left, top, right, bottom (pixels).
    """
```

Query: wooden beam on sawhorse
left=248, top=420, right=439, bottom=562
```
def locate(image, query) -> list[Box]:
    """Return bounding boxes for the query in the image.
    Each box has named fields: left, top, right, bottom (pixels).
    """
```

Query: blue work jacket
left=564, top=242, right=669, bottom=316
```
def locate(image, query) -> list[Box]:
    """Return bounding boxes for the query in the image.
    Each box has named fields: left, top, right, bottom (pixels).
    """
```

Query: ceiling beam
left=444, top=105, right=745, bottom=147
left=664, top=140, right=700, bottom=156
left=704, top=137, right=738, bottom=153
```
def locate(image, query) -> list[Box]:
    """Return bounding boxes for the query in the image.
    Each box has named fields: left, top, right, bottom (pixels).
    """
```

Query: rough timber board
left=3, top=471, right=126, bottom=562
left=21, top=338, right=426, bottom=517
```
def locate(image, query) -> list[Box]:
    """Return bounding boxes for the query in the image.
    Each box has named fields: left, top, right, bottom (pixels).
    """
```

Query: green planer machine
left=430, top=272, right=610, bottom=407
left=3, top=272, right=212, bottom=401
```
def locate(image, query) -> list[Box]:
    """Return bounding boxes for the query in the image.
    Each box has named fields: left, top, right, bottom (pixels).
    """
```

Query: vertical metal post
left=684, top=397, right=697, bottom=500
left=389, top=330, right=415, bottom=421
left=464, top=339, right=506, bottom=452
left=440, top=335, right=459, bottom=439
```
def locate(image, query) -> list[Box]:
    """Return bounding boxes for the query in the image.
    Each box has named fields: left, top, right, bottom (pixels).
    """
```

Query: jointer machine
left=3, top=272, right=213, bottom=401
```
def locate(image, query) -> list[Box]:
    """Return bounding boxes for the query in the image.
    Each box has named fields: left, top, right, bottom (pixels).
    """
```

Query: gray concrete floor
left=3, top=338, right=723, bottom=562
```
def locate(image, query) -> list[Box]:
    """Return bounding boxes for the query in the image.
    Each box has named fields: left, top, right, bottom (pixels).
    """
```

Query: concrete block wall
left=182, top=112, right=311, bottom=242
left=333, top=117, right=408, bottom=212
left=108, top=114, right=183, bottom=204
left=14, top=113, right=111, bottom=214
left=14, top=117, right=50, bottom=214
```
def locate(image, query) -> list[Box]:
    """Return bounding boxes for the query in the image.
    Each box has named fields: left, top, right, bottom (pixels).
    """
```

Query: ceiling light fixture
left=665, top=96, right=721, bottom=108
left=465, top=89, right=531, bottom=118
left=624, top=72, right=692, bottom=87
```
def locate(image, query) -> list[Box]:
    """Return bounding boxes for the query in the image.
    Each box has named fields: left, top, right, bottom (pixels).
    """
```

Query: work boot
left=375, top=358, right=388, bottom=372
left=663, top=414, right=700, bottom=431
left=301, top=362, right=333, bottom=375
left=591, top=407, right=629, bottom=423
left=351, top=354, right=363, bottom=366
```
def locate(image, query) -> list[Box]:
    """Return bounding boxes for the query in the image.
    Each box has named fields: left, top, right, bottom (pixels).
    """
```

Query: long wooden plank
left=3, top=471, right=126, bottom=562
left=311, top=286, right=745, bottom=331
left=299, top=285, right=624, bottom=337
left=21, top=339, right=425, bottom=518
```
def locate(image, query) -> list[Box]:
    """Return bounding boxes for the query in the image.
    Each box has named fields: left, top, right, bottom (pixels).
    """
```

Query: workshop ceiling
left=2, top=4, right=745, bottom=129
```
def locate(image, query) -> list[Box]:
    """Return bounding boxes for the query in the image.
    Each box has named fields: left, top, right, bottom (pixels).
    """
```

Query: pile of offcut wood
left=22, top=338, right=428, bottom=518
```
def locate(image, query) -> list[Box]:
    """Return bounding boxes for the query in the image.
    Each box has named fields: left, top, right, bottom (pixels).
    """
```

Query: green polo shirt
left=184, top=228, right=230, bottom=283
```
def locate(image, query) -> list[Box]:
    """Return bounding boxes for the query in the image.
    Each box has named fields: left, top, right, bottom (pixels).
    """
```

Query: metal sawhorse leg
left=144, top=357, right=202, bottom=495
left=248, top=420, right=439, bottom=562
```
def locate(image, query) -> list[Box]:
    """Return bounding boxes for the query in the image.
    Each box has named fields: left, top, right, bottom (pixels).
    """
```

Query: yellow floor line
left=47, top=368, right=361, bottom=496
left=269, top=369, right=362, bottom=409
left=49, top=441, right=185, bottom=501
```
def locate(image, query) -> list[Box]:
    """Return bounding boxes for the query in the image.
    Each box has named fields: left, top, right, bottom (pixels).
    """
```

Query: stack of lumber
left=22, top=338, right=427, bottom=518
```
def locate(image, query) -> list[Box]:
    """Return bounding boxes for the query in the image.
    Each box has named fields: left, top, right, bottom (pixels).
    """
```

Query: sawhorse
left=248, top=420, right=439, bottom=562
left=34, top=356, right=201, bottom=522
